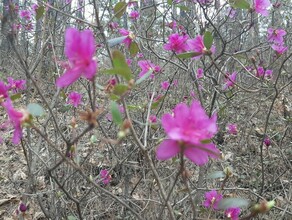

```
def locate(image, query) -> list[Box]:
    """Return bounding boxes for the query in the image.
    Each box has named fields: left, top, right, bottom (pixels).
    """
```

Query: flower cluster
left=267, top=28, right=288, bottom=55
left=256, top=66, right=273, bottom=79
left=156, top=101, right=220, bottom=166
left=203, top=190, right=241, bottom=220
left=163, top=33, right=216, bottom=59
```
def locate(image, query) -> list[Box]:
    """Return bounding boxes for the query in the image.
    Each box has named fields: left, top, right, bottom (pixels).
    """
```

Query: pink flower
left=67, top=91, right=82, bottom=107
left=271, top=44, right=288, bottom=55
left=2, top=99, right=24, bottom=144
left=187, top=35, right=216, bottom=59
left=226, top=7, right=237, bottom=18
left=253, top=0, right=271, bottom=16
left=0, top=81, right=9, bottom=101
left=109, top=22, right=119, bottom=30
left=31, top=3, right=39, bottom=13
left=126, top=58, right=132, bottom=66
left=225, top=207, right=241, bottom=220
left=223, top=72, right=237, bottom=90
left=156, top=101, right=220, bottom=165
left=137, top=53, right=144, bottom=58
left=172, top=79, right=178, bottom=87
left=119, top=28, right=135, bottom=48
left=264, top=69, right=273, bottom=78
left=256, top=66, right=265, bottom=77
left=100, top=169, right=111, bottom=185
left=227, top=124, right=237, bottom=135
left=161, top=81, right=170, bottom=90
left=7, top=77, right=26, bottom=93
left=267, top=28, right=286, bottom=44
left=56, top=28, right=98, bottom=88
left=203, top=190, right=223, bottom=210
left=19, top=10, right=31, bottom=20
left=129, top=11, right=140, bottom=20
left=19, top=202, right=27, bottom=213
left=138, top=60, right=160, bottom=78
left=149, top=115, right=157, bottom=123
left=264, top=136, right=271, bottom=148
left=197, top=68, right=204, bottom=79
left=163, top=33, right=189, bottom=53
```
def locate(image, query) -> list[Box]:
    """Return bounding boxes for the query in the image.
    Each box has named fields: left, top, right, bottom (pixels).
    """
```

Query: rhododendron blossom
left=119, top=28, right=135, bottom=48
left=187, top=35, right=216, bottom=59
left=67, top=91, right=82, bottom=107
left=56, top=28, right=97, bottom=88
left=129, top=11, right=140, bottom=20
left=149, top=115, right=157, bottom=123
left=253, top=0, right=271, bottom=16
left=2, top=99, right=24, bottom=144
left=267, top=28, right=286, bottom=44
left=223, top=72, right=237, bottom=90
left=227, top=124, right=238, bottom=135
left=0, top=81, right=8, bottom=101
left=100, top=169, right=111, bottom=185
left=156, top=101, right=220, bottom=165
left=203, top=190, right=223, bottom=210
left=161, top=81, right=170, bottom=90
left=225, top=207, right=241, bottom=220
left=19, top=10, right=31, bottom=20
left=138, top=60, right=161, bottom=78
left=163, top=33, right=189, bottom=53
left=271, top=44, right=288, bottom=55
left=7, top=77, right=26, bottom=93
left=197, top=68, right=204, bottom=79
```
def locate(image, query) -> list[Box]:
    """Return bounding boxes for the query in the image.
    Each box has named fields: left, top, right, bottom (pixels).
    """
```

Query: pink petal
left=161, top=113, right=176, bottom=133
left=65, top=28, right=80, bottom=59
left=56, top=67, right=82, bottom=88
left=83, top=60, right=98, bottom=80
left=156, top=139, right=180, bottom=160
left=174, top=103, right=190, bottom=127
left=79, top=29, right=96, bottom=58
left=184, top=146, right=209, bottom=165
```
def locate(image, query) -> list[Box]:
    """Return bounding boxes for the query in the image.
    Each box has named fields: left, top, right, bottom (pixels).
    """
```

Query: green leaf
left=201, top=139, right=212, bottom=144
left=177, top=52, right=202, bottom=59
left=136, top=69, right=153, bottom=85
left=110, top=101, right=123, bottom=125
left=108, top=36, right=127, bottom=47
left=110, top=94, right=120, bottom=101
left=127, top=105, right=141, bottom=110
left=151, top=96, right=164, bottom=109
left=67, top=216, right=77, bottom=220
left=111, top=50, right=132, bottom=81
left=36, top=6, right=45, bottom=20
left=113, top=84, right=128, bottom=96
left=204, top=31, right=213, bottom=50
left=27, top=103, right=45, bottom=117
left=129, top=41, right=139, bottom=57
left=114, top=2, right=127, bottom=19
left=229, top=0, right=250, bottom=9
left=10, top=93, right=21, bottom=101
left=218, top=198, right=249, bottom=210
left=167, top=0, right=172, bottom=5
left=206, top=171, right=225, bottom=179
